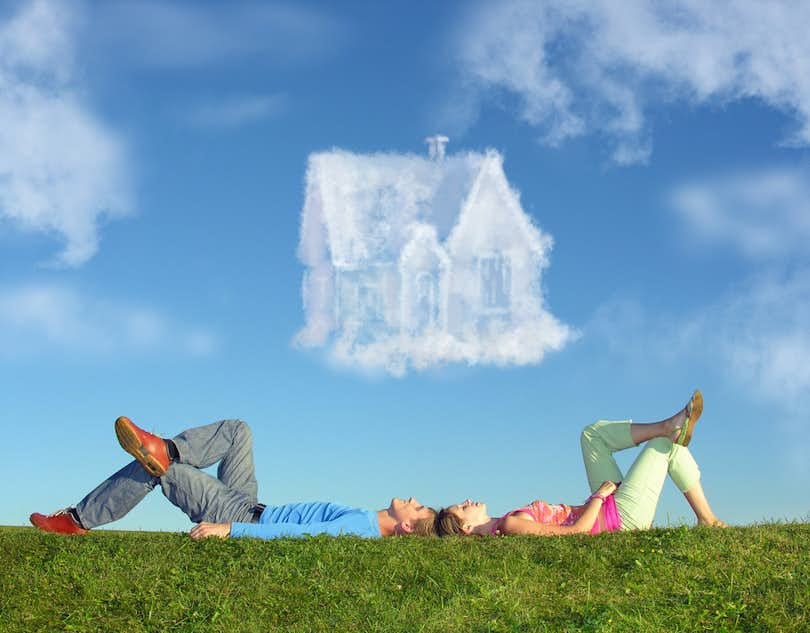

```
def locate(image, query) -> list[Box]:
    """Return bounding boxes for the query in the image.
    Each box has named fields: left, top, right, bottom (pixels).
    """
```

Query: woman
left=437, top=390, right=725, bottom=536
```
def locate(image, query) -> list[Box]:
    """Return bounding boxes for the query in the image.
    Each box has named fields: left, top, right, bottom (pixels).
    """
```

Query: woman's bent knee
left=580, top=421, right=602, bottom=444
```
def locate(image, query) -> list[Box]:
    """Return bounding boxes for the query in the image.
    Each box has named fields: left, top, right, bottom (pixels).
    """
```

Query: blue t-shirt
left=229, top=501, right=381, bottom=540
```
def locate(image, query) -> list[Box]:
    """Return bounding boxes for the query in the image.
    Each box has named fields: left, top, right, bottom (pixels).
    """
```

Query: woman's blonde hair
left=436, top=507, right=467, bottom=537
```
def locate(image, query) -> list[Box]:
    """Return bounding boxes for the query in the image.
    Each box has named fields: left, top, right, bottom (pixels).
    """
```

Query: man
left=30, top=417, right=437, bottom=539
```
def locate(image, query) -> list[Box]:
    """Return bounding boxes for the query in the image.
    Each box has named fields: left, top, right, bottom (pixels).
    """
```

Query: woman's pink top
left=492, top=495, right=622, bottom=535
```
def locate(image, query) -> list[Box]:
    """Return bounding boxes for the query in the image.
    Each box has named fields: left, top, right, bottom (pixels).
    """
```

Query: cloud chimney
left=425, top=135, right=449, bottom=161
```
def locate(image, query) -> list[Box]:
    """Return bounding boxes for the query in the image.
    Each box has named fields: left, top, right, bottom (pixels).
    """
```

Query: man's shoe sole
left=115, top=417, right=168, bottom=477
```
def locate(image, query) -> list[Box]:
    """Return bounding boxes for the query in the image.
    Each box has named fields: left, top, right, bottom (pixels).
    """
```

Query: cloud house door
left=415, top=272, right=439, bottom=331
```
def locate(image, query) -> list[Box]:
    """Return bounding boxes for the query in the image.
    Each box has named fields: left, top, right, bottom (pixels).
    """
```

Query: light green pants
left=580, top=420, right=701, bottom=530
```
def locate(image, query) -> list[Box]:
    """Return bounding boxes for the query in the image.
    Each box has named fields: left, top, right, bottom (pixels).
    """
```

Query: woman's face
left=448, top=499, right=489, bottom=532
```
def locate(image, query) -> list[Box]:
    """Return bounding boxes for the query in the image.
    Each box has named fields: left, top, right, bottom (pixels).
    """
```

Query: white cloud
left=0, top=0, right=131, bottom=267
left=90, top=0, right=346, bottom=70
left=455, top=0, right=810, bottom=163
left=669, top=166, right=810, bottom=258
left=0, top=0, right=74, bottom=79
left=189, top=94, right=288, bottom=129
left=295, top=147, right=575, bottom=375
left=0, top=283, right=217, bottom=358
left=328, top=317, right=574, bottom=378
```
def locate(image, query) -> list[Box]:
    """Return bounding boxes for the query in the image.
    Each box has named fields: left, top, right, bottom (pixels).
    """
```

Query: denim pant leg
left=171, top=419, right=258, bottom=501
left=75, top=461, right=257, bottom=528
left=74, top=419, right=259, bottom=529
left=159, top=463, right=256, bottom=524
left=74, top=461, right=159, bottom=529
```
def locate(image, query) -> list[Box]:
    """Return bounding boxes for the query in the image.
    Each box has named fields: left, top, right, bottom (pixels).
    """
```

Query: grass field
left=1, top=524, right=807, bottom=632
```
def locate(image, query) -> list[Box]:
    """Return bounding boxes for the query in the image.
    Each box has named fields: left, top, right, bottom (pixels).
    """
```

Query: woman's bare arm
left=499, top=481, right=617, bottom=537
left=499, top=503, right=598, bottom=535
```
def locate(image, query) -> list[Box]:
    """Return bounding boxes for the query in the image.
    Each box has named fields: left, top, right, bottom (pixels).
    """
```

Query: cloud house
left=295, top=139, right=574, bottom=375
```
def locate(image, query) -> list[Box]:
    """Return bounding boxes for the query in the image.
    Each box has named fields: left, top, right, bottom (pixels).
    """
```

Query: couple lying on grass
left=30, top=390, right=725, bottom=540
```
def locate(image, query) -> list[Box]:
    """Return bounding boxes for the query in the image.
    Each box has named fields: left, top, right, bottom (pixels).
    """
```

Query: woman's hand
left=595, top=481, right=617, bottom=498
left=190, top=522, right=231, bottom=540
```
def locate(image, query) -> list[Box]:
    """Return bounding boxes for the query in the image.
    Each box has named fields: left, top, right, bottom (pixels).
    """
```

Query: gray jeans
left=74, top=419, right=259, bottom=529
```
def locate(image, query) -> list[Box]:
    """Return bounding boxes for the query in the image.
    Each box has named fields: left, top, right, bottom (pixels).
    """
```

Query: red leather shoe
left=30, top=509, right=88, bottom=535
left=115, top=416, right=171, bottom=477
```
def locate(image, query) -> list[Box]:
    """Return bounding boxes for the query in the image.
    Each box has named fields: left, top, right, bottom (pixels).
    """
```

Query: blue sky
left=2, top=0, right=808, bottom=531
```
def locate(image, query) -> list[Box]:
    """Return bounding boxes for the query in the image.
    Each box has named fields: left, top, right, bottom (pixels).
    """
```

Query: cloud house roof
left=303, top=149, right=489, bottom=268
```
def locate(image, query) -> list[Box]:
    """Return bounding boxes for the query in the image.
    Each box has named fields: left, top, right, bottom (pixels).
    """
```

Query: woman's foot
left=668, top=390, right=703, bottom=446
left=628, top=390, right=705, bottom=446
left=665, top=408, right=688, bottom=440
left=698, top=518, right=727, bottom=528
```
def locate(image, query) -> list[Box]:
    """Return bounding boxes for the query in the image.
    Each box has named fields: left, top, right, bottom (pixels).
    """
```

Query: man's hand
left=190, top=522, right=231, bottom=540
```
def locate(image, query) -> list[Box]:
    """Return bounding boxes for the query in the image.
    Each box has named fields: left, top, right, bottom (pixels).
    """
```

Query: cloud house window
left=479, top=253, right=511, bottom=310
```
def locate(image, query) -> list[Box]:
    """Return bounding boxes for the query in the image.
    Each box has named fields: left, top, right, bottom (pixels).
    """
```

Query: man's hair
left=411, top=508, right=439, bottom=537
left=436, top=507, right=466, bottom=537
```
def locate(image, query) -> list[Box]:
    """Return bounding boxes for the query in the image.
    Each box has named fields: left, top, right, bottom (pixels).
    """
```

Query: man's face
left=388, top=497, right=433, bottom=523
left=446, top=499, right=488, bottom=530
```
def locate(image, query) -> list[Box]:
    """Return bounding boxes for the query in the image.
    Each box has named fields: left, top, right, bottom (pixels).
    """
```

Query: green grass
left=1, top=524, right=808, bottom=632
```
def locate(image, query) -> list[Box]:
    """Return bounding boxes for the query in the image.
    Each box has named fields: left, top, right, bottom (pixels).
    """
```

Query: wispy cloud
left=295, top=147, right=575, bottom=375
left=0, top=0, right=131, bottom=267
left=90, top=0, right=347, bottom=70
left=188, top=94, right=288, bottom=129
left=710, top=272, right=810, bottom=407
left=589, top=269, right=810, bottom=415
left=588, top=271, right=810, bottom=482
left=453, top=0, right=810, bottom=164
left=0, top=283, right=217, bottom=358
left=592, top=162, right=810, bottom=443
left=669, top=166, right=810, bottom=258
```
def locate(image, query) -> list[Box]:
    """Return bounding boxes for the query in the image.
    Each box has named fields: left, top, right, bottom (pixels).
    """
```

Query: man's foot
left=30, top=509, right=88, bottom=535
left=669, top=390, right=703, bottom=447
left=115, top=416, right=171, bottom=477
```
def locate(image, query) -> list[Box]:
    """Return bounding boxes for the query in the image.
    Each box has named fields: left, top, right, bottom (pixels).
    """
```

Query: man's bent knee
left=230, top=419, right=252, bottom=443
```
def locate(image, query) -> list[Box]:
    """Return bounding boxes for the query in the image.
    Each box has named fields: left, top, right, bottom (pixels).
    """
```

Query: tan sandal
left=675, top=390, right=703, bottom=447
